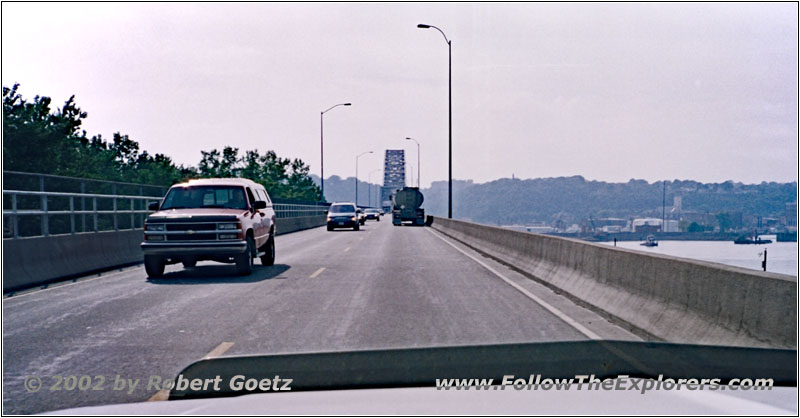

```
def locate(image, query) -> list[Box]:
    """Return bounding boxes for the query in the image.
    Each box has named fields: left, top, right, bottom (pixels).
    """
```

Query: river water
left=599, top=235, right=797, bottom=277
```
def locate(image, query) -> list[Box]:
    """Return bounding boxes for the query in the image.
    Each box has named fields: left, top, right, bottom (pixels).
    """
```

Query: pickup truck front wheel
left=260, top=235, right=275, bottom=266
left=145, top=255, right=165, bottom=278
left=235, top=236, right=255, bottom=275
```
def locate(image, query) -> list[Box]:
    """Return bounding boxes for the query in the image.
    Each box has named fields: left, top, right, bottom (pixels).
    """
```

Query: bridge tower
left=381, top=149, right=405, bottom=212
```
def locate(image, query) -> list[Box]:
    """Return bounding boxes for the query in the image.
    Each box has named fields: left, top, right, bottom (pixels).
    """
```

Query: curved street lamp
left=355, top=151, right=374, bottom=206
left=320, top=102, right=351, bottom=201
left=417, top=23, right=451, bottom=218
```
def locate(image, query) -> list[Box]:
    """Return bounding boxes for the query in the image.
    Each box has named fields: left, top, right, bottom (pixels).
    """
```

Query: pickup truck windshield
left=160, top=186, right=248, bottom=210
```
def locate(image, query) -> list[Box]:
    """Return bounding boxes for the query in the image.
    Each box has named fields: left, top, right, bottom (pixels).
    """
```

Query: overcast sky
left=3, top=2, right=797, bottom=187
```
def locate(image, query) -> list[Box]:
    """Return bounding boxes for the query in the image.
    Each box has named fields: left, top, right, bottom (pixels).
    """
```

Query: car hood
left=49, top=340, right=797, bottom=415
left=47, top=385, right=798, bottom=415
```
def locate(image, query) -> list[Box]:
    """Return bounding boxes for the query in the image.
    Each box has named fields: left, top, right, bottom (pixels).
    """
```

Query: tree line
left=3, top=84, right=322, bottom=202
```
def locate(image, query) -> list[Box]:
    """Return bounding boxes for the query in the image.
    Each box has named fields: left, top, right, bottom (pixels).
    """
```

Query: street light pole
left=417, top=23, right=452, bottom=218
left=355, top=151, right=373, bottom=206
left=405, top=137, right=420, bottom=188
left=320, top=102, right=351, bottom=202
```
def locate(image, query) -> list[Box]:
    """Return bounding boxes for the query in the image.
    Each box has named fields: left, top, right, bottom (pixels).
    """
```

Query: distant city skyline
left=2, top=3, right=797, bottom=187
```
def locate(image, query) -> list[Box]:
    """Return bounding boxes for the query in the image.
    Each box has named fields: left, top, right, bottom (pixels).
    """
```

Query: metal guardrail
left=3, top=171, right=170, bottom=238
left=3, top=171, right=331, bottom=239
left=3, top=170, right=169, bottom=196
left=3, top=190, right=329, bottom=239
left=273, top=203, right=328, bottom=219
left=3, top=190, right=161, bottom=238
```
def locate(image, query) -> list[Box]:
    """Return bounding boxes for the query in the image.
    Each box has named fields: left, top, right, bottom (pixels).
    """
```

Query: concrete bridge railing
left=431, top=217, right=797, bottom=349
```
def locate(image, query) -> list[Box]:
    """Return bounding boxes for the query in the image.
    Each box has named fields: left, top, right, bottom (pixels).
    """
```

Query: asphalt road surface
left=3, top=220, right=638, bottom=414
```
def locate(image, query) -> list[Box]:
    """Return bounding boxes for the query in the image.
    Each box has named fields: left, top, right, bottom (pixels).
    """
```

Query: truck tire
left=260, top=235, right=275, bottom=266
left=235, top=236, right=254, bottom=275
left=145, top=255, right=165, bottom=278
left=327, top=225, right=333, bottom=231
left=354, top=224, right=360, bottom=231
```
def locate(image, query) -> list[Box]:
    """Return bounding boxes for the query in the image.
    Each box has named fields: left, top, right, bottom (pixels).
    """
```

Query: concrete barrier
left=276, top=215, right=326, bottom=236
left=3, top=230, right=145, bottom=293
left=432, top=217, right=797, bottom=349
left=3, top=216, right=327, bottom=293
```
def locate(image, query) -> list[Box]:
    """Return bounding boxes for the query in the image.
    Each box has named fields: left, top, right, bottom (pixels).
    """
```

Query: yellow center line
left=148, top=341, right=235, bottom=402
left=309, top=267, right=326, bottom=278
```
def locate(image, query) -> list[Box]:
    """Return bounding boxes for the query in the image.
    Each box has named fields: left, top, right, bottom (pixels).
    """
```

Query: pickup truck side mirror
left=253, top=200, right=267, bottom=210
left=356, top=209, right=362, bottom=214
left=148, top=202, right=160, bottom=211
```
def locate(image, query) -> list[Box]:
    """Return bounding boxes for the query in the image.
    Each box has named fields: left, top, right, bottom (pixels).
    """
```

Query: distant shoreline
left=545, top=232, right=797, bottom=243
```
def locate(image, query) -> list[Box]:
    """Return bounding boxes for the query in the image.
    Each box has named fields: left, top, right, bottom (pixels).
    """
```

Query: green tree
left=716, top=212, right=733, bottom=232
left=687, top=222, right=704, bottom=233
left=4, top=84, right=323, bottom=201
left=3, top=83, right=87, bottom=175
left=3, top=84, right=191, bottom=186
left=196, top=147, right=321, bottom=201
left=284, top=158, right=322, bottom=201
left=198, top=146, right=241, bottom=178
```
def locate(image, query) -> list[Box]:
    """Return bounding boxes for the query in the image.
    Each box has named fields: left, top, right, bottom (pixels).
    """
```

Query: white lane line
left=343, top=247, right=351, bottom=252
left=3, top=266, right=144, bottom=300
left=148, top=341, right=235, bottom=402
left=309, top=267, right=326, bottom=278
left=426, top=228, right=601, bottom=340
left=203, top=341, right=235, bottom=359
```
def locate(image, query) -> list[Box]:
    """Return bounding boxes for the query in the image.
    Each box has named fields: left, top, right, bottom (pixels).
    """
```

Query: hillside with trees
left=420, top=176, right=796, bottom=227
left=3, top=84, right=321, bottom=202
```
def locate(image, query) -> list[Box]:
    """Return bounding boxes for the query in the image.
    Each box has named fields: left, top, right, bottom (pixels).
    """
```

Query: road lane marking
left=309, top=267, right=326, bottom=278
left=204, top=341, right=235, bottom=359
left=343, top=247, right=351, bottom=252
left=426, top=228, right=601, bottom=340
left=148, top=389, right=171, bottom=402
left=148, top=341, right=235, bottom=402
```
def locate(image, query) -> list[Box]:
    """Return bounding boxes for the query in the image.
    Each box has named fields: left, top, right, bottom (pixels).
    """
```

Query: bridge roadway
left=3, top=219, right=638, bottom=414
